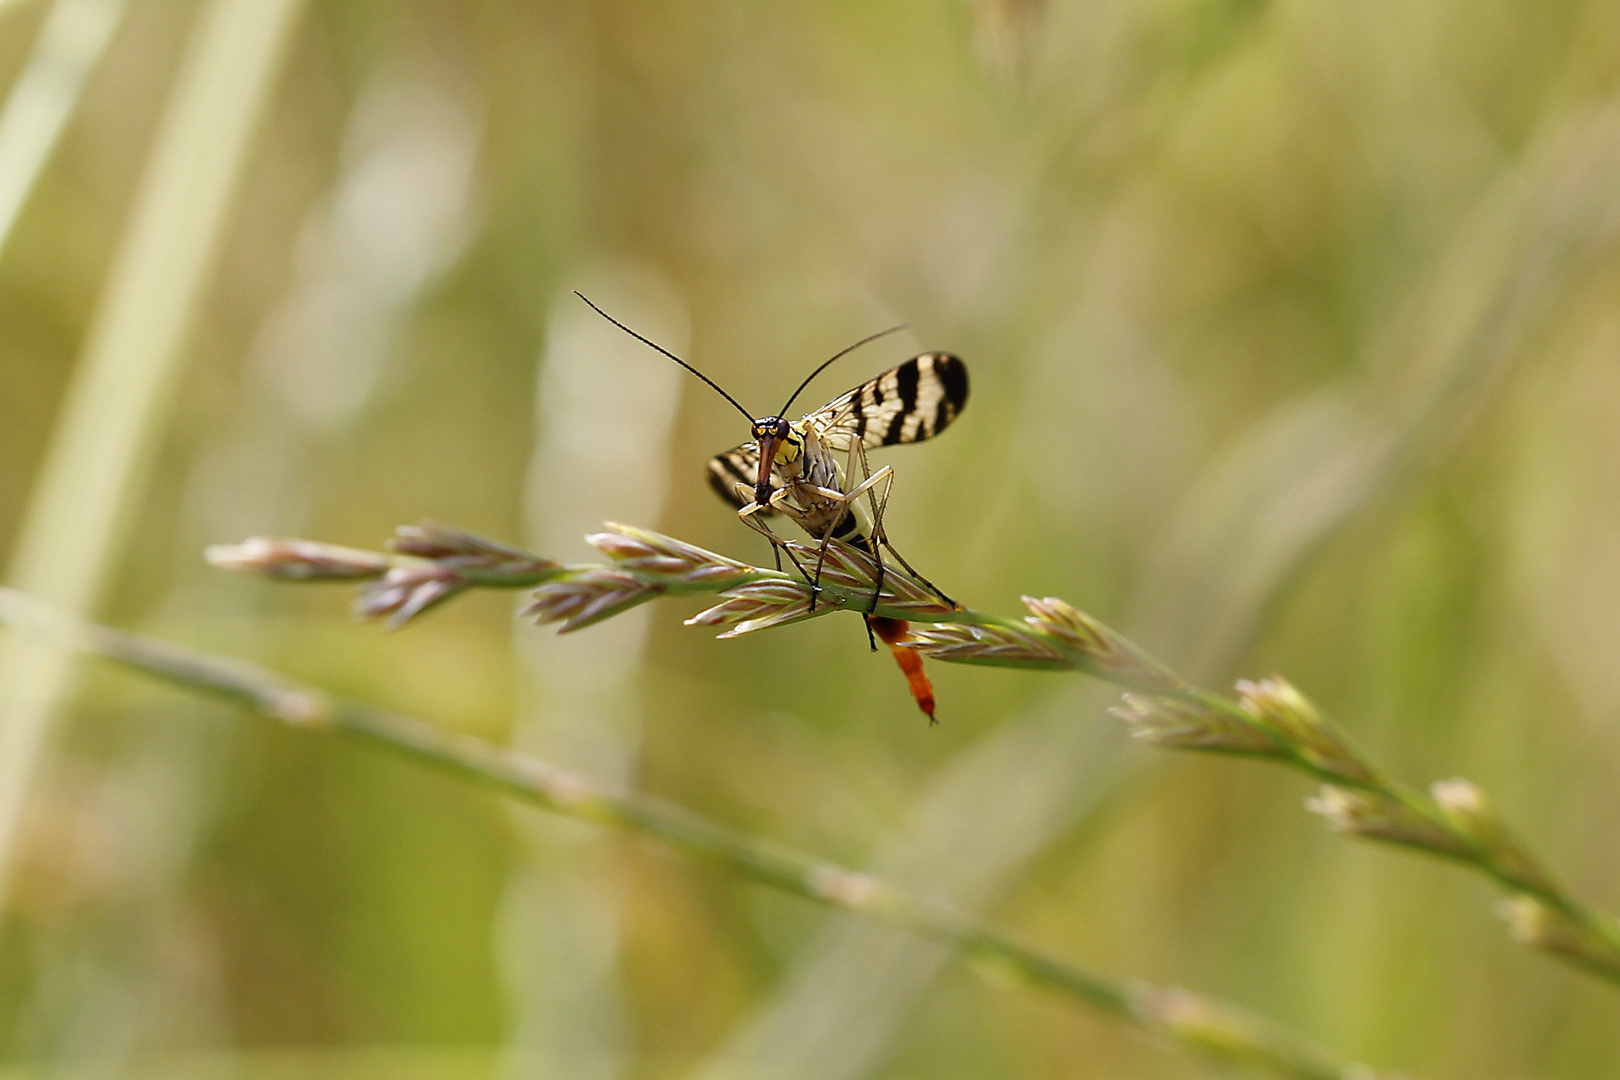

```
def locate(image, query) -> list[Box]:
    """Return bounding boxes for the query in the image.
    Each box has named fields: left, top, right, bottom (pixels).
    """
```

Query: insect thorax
left=768, top=421, right=864, bottom=542
left=781, top=420, right=840, bottom=491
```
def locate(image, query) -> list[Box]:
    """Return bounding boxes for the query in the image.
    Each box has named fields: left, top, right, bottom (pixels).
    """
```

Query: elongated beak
left=753, top=434, right=782, bottom=507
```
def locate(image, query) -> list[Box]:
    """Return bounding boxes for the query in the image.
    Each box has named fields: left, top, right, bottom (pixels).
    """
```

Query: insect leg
left=807, top=491, right=850, bottom=613
left=802, top=469, right=891, bottom=623
left=832, top=464, right=892, bottom=503
left=805, top=459, right=894, bottom=615
left=766, top=487, right=825, bottom=598
left=808, top=522, right=835, bottom=614
left=855, top=441, right=883, bottom=521
left=862, top=468, right=894, bottom=615
left=877, top=533, right=958, bottom=609
left=738, top=502, right=815, bottom=586
left=830, top=466, right=895, bottom=613
left=851, top=440, right=893, bottom=614
left=846, top=450, right=957, bottom=609
left=730, top=484, right=784, bottom=571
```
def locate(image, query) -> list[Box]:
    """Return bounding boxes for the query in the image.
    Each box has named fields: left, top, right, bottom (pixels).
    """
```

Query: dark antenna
left=778, top=323, right=908, bottom=417
left=574, top=291, right=754, bottom=422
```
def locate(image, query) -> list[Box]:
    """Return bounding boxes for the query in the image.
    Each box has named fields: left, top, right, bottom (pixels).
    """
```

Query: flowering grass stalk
left=206, top=519, right=1620, bottom=989
left=0, top=585, right=1387, bottom=1080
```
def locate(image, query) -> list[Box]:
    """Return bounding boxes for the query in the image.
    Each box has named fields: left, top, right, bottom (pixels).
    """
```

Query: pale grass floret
left=523, top=569, right=658, bottom=634
left=1021, top=595, right=1185, bottom=691
left=205, top=536, right=390, bottom=579
left=903, top=620, right=1066, bottom=666
left=208, top=520, right=563, bottom=628
left=1113, top=693, right=1282, bottom=756
left=1304, top=786, right=1473, bottom=860
left=1237, top=677, right=1382, bottom=787
left=1496, top=896, right=1620, bottom=978
left=1430, top=777, right=1562, bottom=899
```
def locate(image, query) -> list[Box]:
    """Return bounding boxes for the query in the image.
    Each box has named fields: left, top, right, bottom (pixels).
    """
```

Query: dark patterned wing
left=809, top=353, right=969, bottom=451
left=706, top=441, right=776, bottom=514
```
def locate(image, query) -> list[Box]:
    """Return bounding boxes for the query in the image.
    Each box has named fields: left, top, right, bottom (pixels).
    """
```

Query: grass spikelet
left=1236, top=677, right=1382, bottom=787
left=590, top=522, right=751, bottom=584
left=206, top=537, right=390, bottom=580
left=524, top=568, right=661, bottom=633
left=902, top=621, right=1067, bottom=668
left=354, top=564, right=470, bottom=628
left=389, top=519, right=560, bottom=580
left=1431, top=778, right=1562, bottom=898
left=1022, top=596, right=1184, bottom=692
left=1112, top=693, right=1283, bottom=756
left=1304, top=786, right=1475, bottom=860
left=1497, top=896, right=1620, bottom=981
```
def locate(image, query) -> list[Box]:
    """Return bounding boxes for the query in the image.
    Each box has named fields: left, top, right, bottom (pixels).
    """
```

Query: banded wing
left=706, top=442, right=776, bottom=515
left=810, top=352, right=969, bottom=451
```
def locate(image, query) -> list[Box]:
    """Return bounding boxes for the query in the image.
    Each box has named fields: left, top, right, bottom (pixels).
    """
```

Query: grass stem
left=0, top=584, right=1386, bottom=1080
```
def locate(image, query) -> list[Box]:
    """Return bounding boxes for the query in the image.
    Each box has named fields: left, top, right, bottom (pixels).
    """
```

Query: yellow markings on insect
left=773, top=431, right=804, bottom=465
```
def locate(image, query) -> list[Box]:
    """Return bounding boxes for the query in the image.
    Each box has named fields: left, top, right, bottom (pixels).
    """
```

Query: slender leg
left=878, top=534, right=957, bottom=608
left=821, top=467, right=895, bottom=609
left=803, top=465, right=894, bottom=614
left=802, top=467, right=954, bottom=609
left=848, top=446, right=959, bottom=608
left=804, top=491, right=864, bottom=612
left=810, top=436, right=869, bottom=618
left=733, top=483, right=786, bottom=573
left=737, top=498, right=814, bottom=588
left=808, top=519, right=838, bottom=614
left=821, top=464, right=892, bottom=502
left=842, top=440, right=894, bottom=612
left=860, top=468, right=894, bottom=614
left=865, top=472, right=954, bottom=607
left=855, top=441, right=884, bottom=523
left=844, top=439, right=887, bottom=621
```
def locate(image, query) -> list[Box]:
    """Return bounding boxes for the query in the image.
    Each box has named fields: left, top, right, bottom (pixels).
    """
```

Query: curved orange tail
left=866, top=616, right=936, bottom=724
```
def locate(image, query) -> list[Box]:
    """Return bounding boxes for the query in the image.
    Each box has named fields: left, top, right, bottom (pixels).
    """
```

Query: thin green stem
left=1185, top=688, right=1620, bottom=968
left=0, top=585, right=1380, bottom=1080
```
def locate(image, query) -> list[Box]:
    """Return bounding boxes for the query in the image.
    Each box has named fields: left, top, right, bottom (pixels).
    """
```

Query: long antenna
left=778, top=322, right=908, bottom=416
left=574, top=291, right=754, bottom=422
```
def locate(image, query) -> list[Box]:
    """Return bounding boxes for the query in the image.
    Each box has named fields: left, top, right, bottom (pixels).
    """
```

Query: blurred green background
left=1, top=0, right=1619, bottom=1076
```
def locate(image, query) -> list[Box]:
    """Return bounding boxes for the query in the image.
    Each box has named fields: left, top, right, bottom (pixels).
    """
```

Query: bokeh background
left=1, top=0, right=1619, bottom=1076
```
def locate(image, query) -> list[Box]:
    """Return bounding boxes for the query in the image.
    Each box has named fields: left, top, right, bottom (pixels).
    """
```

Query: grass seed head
left=777, top=537, right=955, bottom=616
left=354, top=564, right=469, bottom=628
left=1237, top=677, right=1380, bottom=786
left=1497, top=896, right=1620, bottom=980
left=525, top=569, right=661, bottom=633
left=903, top=621, right=1067, bottom=667
left=389, top=520, right=557, bottom=576
left=205, top=538, right=389, bottom=580
left=1022, top=596, right=1183, bottom=690
left=1112, top=694, right=1283, bottom=756
left=1305, top=785, right=1474, bottom=860
left=1432, top=778, right=1561, bottom=897
left=590, top=523, right=750, bottom=584
left=686, top=580, right=816, bottom=637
